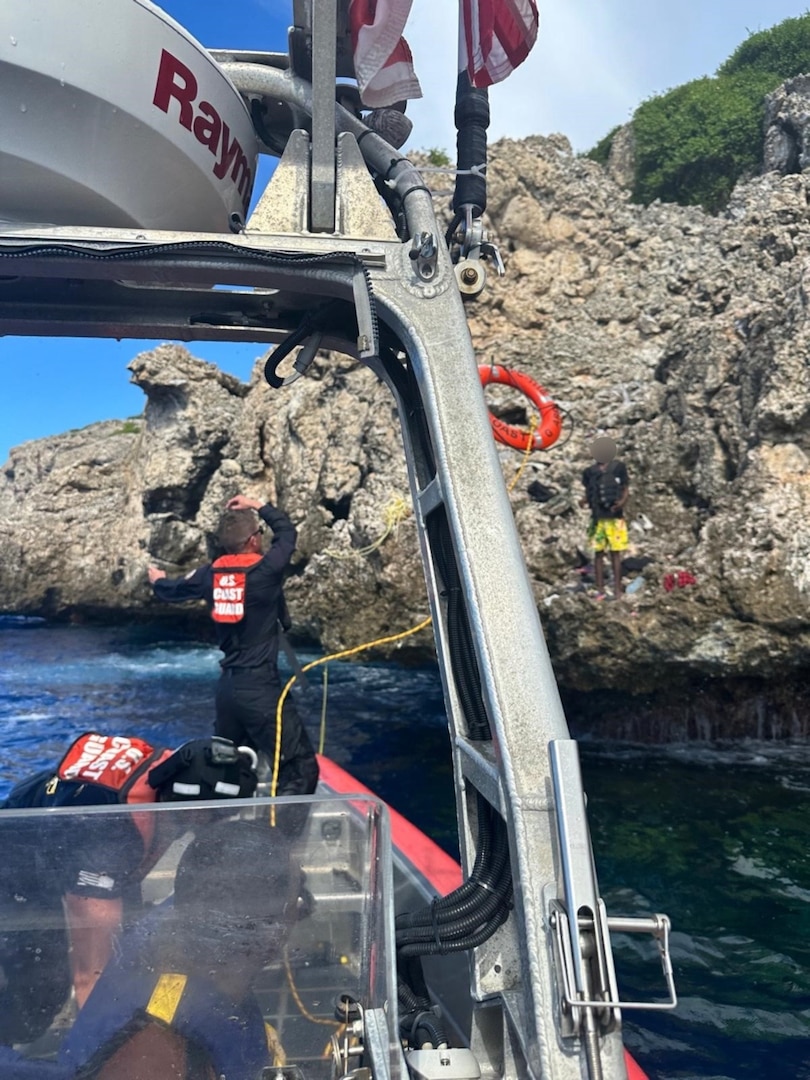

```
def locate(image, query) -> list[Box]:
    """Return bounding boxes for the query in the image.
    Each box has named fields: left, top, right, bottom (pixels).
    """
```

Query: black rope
left=444, top=210, right=464, bottom=249
left=555, top=404, right=576, bottom=448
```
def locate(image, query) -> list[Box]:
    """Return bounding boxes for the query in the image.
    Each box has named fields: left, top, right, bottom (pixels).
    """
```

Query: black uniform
left=152, top=503, right=318, bottom=795
left=0, top=734, right=170, bottom=1045
left=0, top=734, right=260, bottom=1047
left=3, top=733, right=186, bottom=898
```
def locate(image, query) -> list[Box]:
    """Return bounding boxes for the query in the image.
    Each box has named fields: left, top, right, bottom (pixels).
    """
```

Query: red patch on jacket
left=210, top=553, right=262, bottom=624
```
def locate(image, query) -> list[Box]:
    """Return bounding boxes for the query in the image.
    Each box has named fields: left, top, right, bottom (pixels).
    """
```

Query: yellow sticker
left=146, top=973, right=187, bottom=1025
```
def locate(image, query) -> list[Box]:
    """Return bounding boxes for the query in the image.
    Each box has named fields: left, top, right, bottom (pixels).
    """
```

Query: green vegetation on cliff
left=719, top=14, right=810, bottom=81
left=587, top=14, right=810, bottom=212
left=631, top=68, right=777, bottom=211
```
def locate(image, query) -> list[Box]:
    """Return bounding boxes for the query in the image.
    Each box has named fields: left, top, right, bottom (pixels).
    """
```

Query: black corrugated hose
left=395, top=795, right=513, bottom=955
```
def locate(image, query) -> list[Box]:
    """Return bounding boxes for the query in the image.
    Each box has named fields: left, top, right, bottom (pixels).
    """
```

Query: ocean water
left=0, top=616, right=808, bottom=1080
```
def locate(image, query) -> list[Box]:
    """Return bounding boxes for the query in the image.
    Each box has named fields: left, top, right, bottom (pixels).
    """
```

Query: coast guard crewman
left=148, top=494, right=318, bottom=797
left=0, top=732, right=258, bottom=1041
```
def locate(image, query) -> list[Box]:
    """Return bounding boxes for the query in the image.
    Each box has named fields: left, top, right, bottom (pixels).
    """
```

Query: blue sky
left=2, top=0, right=807, bottom=463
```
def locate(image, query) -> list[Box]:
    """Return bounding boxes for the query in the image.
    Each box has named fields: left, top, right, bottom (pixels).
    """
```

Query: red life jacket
left=56, top=733, right=173, bottom=848
left=210, top=553, right=262, bottom=624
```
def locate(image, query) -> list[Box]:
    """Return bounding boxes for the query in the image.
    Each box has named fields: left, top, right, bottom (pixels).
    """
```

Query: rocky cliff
left=4, top=132, right=810, bottom=738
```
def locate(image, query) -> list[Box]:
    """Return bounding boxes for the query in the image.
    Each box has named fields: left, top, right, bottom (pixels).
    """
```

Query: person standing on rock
left=580, top=438, right=630, bottom=601
left=148, top=494, right=318, bottom=796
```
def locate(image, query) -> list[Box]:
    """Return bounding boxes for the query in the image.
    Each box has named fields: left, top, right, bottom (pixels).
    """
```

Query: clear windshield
left=0, top=795, right=397, bottom=1080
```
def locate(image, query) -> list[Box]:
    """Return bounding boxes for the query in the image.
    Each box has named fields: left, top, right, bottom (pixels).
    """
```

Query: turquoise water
left=0, top=617, right=807, bottom=1079
left=585, top=742, right=810, bottom=1079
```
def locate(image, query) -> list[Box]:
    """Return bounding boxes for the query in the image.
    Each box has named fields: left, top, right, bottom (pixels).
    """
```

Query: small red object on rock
left=663, top=570, right=696, bottom=592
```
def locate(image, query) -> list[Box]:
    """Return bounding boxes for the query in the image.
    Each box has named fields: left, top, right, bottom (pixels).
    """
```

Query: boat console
left=0, top=796, right=401, bottom=1079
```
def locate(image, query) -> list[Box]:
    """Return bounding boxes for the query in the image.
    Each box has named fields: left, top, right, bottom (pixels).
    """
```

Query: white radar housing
left=0, top=0, right=259, bottom=231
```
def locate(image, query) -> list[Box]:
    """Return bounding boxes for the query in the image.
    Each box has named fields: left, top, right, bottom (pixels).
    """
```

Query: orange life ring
left=478, top=364, right=562, bottom=451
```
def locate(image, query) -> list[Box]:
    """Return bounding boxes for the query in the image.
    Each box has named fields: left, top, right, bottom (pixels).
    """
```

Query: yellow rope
left=282, top=947, right=356, bottom=1060
left=324, top=495, right=411, bottom=559
left=507, top=416, right=538, bottom=492
left=264, top=1022, right=287, bottom=1067
left=272, top=436, right=529, bottom=808
left=270, top=615, right=433, bottom=808
left=284, top=947, right=347, bottom=1063
left=283, top=947, right=341, bottom=1029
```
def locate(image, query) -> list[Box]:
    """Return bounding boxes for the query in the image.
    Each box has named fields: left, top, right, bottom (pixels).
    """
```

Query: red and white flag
left=349, top=0, right=423, bottom=109
left=460, top=0, right=539, bottom=88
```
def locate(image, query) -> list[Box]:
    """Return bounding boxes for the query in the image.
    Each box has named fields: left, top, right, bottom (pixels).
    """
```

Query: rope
left=283, top=946, right=342, bottom=1031
left=282, top=948, right=353, bottom=1060
left=264, top=1022, right=286, bottom=1067
left=507, top=417, right=538, bottom=492
left=324, top=495, right=411, bottom=559
left=270, top=616, right=433, bottom=805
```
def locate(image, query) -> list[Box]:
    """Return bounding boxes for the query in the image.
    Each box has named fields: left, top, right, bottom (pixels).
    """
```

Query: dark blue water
left=1, top=617, right=808, bottom=1080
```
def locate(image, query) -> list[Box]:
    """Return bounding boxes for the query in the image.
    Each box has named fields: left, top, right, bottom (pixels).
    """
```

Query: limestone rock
left=605, top=123, right=636, bottom=190
left=4, top=134, right=810, bottom=734
left=763, top=74, right=810, bottom=174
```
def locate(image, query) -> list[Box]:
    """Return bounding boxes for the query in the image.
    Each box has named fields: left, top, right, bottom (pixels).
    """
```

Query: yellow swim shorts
left=588, top=518, right=628, bottom=553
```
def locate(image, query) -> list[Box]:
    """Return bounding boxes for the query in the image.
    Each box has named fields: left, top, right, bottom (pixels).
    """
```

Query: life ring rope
left=508, top=417, right=537, bottom=492
left=478, top=364, right=562, bottom=452
left=323, top=495, right=411, bottom=559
